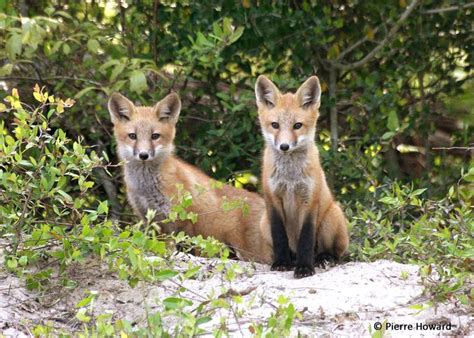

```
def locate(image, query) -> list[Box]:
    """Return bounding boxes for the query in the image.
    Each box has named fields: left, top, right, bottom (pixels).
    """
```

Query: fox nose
left=279, top=143, right=290, bottom=152
left=139, top=152, right=149, bottom=160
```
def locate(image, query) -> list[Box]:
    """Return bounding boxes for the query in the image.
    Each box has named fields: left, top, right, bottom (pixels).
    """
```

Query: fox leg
left=294, top=213, right=315, bottom=278
left=316, top=202, right=349, bottom=265
left=270, top=207, right=294, bottom=271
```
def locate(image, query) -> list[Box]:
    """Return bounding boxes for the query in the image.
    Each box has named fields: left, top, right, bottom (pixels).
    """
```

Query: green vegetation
left=0, top=0, right=472, bottom=335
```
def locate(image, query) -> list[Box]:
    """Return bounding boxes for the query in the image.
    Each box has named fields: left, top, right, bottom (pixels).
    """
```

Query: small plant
left=350, top=179, right=473, bottom=307
left=249, top=295, right=302, bottom=337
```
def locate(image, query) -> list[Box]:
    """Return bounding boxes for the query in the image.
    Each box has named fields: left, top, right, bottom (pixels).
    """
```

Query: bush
left=349, top=180, right=473, bottom=306
left=1, top=87, right=305, bottom=335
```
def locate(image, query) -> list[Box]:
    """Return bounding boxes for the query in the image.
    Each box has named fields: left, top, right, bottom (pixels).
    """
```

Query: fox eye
left=293, top=123, right=303, bottom=130
left=151, top=133, right=160, bottom=140
left=271, top=122, right=279, bottom=129
left=128, top=133, right=137, bottom=140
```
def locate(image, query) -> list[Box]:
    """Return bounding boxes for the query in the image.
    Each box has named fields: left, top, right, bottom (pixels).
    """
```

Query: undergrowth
left=1, top=88, right=472, bottom=335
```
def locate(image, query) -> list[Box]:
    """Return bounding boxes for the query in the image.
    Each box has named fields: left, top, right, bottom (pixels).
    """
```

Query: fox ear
left=108, top=92, right=135, bottom=123
left=255, top=75, right=280, bottom=108
left=295, top=76, right=321, bottom=109
left=154, top=93, right=181, bottom=123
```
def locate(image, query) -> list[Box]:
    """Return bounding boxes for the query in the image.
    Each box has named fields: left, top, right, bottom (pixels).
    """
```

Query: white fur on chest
left=123, top=161, right=170, bottom=223
left=269, top=150, right=315, bottom=251
left=269, top=150, right=314, bottom=201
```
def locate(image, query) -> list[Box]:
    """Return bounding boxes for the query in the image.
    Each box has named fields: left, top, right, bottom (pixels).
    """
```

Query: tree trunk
left=329, top=67, right=338, bottom=152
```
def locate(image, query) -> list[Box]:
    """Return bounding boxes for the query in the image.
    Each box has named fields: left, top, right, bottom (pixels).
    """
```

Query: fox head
left=108, top=92, right=181, bottom=162
left=255, top=75, right=321, bottom=153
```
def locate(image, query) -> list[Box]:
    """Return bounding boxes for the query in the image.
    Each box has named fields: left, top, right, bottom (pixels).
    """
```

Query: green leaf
left=18, top=256, right=28, bottom=266
left=223, top=17, right=232, bottom=35
left=99, top=59, right=120, bottom=72
left=163, top=297, right=192, bottom=310
left=463, top=167, right=474, bottom=182
left=7, top=259, right=18, bottom=269
left=378, top=196, right=398, bottom=205
left=87, top=39, right=100, bottom=54
left=327, top=44, right=340, bottom=59
left=212, top=21, right=223, bottom=37
left=129, top=70, right=147, bottom=94
left=127, top=247, right=138, bottom=267
left=147, top=239, right=166, bottom=254
left=411, top=188, right=427, bottom=196
left=0, top=63, right=13, bottom=76
left=387, top=110, right=399, bottom=131
left=184, top=266, right=200, bottom=279
left=196, top=32, right=208, bottom=46
left=156, top=270, right=178, bottom=281
left=75, top=308, right=91, bottom=322
left=110, top=62, right=126, bottom=81
left=62, top=43, right=71, bottom=55
left=229, top=26, right=244, bottom=44
left=76, top=296, right=92, bottom=308
left=6, top=33, right=22, bottom=60
left=188, top=212, right=198, bottom=224
left=196, top=316, right=212, bottom=326
left=98, top=200, right=109, bottom=215
left=75, top=86, right=97, bottom=99
left=381, top=131, right=395, bottom=140
left=57, top=190, right=73, bottom=203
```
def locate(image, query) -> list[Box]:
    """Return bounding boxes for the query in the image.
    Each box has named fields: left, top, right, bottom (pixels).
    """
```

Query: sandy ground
left=0, top=254, right=472, bottom=337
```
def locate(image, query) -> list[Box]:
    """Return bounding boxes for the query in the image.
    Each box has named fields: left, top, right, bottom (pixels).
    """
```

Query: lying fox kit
left=108, top=92, right=272, bottom=264
left=256, top=75, right=349, bottom=278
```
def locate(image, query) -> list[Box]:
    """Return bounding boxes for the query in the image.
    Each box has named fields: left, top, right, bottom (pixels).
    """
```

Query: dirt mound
left=1, top=257, right=472, bottom=336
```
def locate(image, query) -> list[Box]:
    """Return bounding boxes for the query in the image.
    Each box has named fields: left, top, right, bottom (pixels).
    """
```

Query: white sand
left=1, top=255, right=472, bottom=336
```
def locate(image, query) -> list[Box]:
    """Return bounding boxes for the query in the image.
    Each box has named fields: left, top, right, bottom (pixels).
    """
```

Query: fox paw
left=294, top=265, right=315, bottom=278
left=271, top=261, right=294, bottom=271
left=315, top=253, right=337, bottom=268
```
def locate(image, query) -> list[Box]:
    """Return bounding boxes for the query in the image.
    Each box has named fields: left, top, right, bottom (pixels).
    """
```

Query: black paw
left=315, top=253, right=337, bottom=268
left=271, top=261, right=294, bottom=271
left=294, top=264, right=315, bottom=278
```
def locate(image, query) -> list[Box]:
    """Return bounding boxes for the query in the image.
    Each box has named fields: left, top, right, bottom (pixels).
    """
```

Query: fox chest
left=269, top=166, right=314, bottom=204
left=268, top=159, right=315, bottom=250
left=124, top=165, right=171, bottom=222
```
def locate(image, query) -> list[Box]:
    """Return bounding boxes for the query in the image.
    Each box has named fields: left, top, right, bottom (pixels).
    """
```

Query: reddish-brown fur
left=256, top=76, right=349, bottom=277
left=108, top=92, right=272, bottom=263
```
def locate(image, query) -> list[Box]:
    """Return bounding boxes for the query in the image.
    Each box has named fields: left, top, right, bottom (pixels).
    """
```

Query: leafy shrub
left=349, top=179, right=473, bottom=307
left=1, top=87, right=304, bottom=335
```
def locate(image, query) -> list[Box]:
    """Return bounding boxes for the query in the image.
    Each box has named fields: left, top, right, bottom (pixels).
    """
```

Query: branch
left=432, top=146, right=473, bottom=151
left=423, top=2, right=474, bottom=14
left=0, top=76, right=103, bottom=87
left=151, top=0, right=160, bottom=64
left=332, top=0, right=421, bottom=71
left=117, top=0, right=133, bottom=57
left=329, top=67, right=338, bottom=152
left=336, top=25, right=382, bottom=61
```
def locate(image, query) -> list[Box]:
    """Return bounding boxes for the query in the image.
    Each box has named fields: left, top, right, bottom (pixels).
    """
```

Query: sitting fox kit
left=108, top=92, right=272, bottom=264
left=108, top=92, right=179, bottom=225
left=255, top=75, right=349, bottom=278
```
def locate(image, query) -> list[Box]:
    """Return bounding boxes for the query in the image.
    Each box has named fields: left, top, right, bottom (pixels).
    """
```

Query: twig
left=336, top=25, right=381, bottom=61
left=423, top=2, right=474, bottom=14
left=432, top=146, right=473, bottom=151
left=95, top=140, right=122, bottom=220
left=418, top=70, right=431, bottom=196
left=329, top=66, right=338, bottom=152
left=218, top=285, right=257, bottom=299
left=0, top=76, right=103, bottom=87
left=151, top=0, right=160, bottom=65
left=331, top=0, right=421, bottom=71
left=117, top=0, right=133, bottom=57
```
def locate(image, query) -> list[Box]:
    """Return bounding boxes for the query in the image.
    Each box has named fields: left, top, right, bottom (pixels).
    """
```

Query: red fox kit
left=255, top=75, right=349, bottom=278
left=108, top=92, right=272, bottom=264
